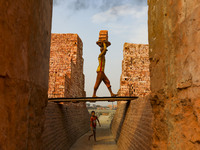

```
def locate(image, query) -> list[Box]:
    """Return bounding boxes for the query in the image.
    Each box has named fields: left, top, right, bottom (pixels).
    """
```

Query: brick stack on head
left=96, top=30, right=111, bottom=47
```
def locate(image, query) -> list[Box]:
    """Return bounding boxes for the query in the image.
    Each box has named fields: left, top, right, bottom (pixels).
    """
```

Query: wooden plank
left=48, top=96, right=138, bottom=103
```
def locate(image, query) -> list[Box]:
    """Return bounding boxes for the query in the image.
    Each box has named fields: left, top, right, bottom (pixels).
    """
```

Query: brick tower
left=48, top=34, right=86, bottom=98
left=118, top=43, right=150, bottom=97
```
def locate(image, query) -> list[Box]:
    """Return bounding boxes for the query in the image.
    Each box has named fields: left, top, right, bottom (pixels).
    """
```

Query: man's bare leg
left=93, top=72, right=103, bottom=97
left=108, top=87, right=117, bottom=97
left=93, top=87, right=98, bottom=97
left=94, top=130, right=96, bottom=141
left=88, top=131, right=94, bottom=140
left=102, top=73, right=117, bottom=97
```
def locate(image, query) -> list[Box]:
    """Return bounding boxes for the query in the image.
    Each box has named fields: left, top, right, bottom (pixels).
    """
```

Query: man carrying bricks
left=92, top=30, right=117, bottom=97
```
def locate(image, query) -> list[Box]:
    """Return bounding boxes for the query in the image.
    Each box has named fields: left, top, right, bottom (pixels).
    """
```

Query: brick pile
left=99, top=30, right=108, bottom=41
left=96, top=30, right=111, bottom=47
left=48, top=34, right=86, bottom=98
left=118, top=43, right=150, bottom=97
left=111, top=42, right=153, bottom=149
left=42, top=34, right=90, bottom=149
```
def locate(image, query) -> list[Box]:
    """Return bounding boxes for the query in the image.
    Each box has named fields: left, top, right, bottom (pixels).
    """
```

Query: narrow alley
left=70, top=115, right=118, bottom=150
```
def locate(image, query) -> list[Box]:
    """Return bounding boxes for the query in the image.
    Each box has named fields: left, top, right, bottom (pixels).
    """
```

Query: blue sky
left=52, top=0, right=148, bottom=105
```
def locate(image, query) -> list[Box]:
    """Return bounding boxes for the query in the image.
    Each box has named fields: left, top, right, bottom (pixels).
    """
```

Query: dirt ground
left=70, top=115, right=118, bottom=150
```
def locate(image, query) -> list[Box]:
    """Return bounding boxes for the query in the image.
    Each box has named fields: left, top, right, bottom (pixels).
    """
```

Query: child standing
left=88, top=111, right=101, bottom=141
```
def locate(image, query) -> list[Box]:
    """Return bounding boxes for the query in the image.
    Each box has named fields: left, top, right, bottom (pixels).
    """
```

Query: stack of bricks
left=118, top=43, right=150, bottom=97
left=99, top=30, right=108, bottom=41
left=96, top=30, right=111, bottom=47
left=48, top=34, right=86, bottom=98
left=42, top=33, right=90, bottom=149
left=111, top=43, right=153, bottom=149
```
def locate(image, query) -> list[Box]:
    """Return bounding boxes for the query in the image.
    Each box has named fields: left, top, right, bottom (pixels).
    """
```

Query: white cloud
left=105, top=23, right=148, bottom=44
left=129, top=26, right=148, bottom=44
left=92, top=4, right=147, bottom=23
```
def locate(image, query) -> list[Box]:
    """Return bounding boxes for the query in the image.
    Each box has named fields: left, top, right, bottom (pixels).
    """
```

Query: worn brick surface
left=149, top=1, right=200, bottom=149
left=111, top=98, right=153, bottom=150
left=41, top=102, right=90, bottom=150
left=111, top=43, right=153, bottom=150
left=42, top=34, right=90, bottom=150
left=48, top=34, right=86, bottom=98
left=118, top=43, right=150, bottom=97
left=0, top=0, right=52, bottom=149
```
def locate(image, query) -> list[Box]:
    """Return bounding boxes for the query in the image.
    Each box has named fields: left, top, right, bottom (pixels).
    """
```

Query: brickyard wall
left=0, top=0, right=52, bottom=149
left=41, top=102, right=90, bottom=150
left=48, top=34, right=86, bottom=98
left=42, top=34, right=90, bottom=149
left=148, top=1, right=200, bottom=149
left=111, top=98, right=153, bottom=150
left=118, top=43, right=150, bottom=97
left=111, top=43, right=153, bottom=149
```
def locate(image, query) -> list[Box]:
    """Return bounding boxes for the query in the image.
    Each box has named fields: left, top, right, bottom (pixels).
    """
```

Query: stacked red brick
left=42, top=34, right=90, bottom=149
left=111, top=43, right=153, bottom=149
left=119, top=43, right=150, bottom=97
left=99, top=30, right=108, bottom=41
left=48, top=34, right=86, bottom=98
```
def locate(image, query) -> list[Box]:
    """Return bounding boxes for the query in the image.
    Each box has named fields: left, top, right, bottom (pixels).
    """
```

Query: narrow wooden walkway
left=48, top=96, right=137, bottom=103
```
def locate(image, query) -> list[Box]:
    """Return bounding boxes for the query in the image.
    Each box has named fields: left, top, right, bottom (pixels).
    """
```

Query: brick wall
left=48, top=34, right=86, bottom=98
left=111, top=97, right=153, bottom=150
left=118, top=43, right=150, bottom=97
left=42, top=33, right=90, bottom=149
left=41, top=102, right=90, bottom=150
left=111, top=43, right=153, bottom=150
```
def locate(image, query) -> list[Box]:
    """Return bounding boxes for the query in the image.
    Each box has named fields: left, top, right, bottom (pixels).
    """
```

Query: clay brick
left=112, top=97, right=153, bottom=150
left=111, top=43, right=153, bottom=149
left=48, top=34, right=86, bottom=98
left=42, top=33, right=90, bottom=149
left=118, top=43, right=150, bottom=97
left=41, top=102, right=90, bottom=150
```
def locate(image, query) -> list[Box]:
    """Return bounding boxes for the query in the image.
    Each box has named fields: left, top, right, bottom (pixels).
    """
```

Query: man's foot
left=92, top=95, right=98, bottom=98
left=111, top=94, right=117, bottom=97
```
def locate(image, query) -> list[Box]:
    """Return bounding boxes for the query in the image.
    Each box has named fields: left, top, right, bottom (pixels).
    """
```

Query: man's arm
left=98, top=42, right=107, bottom=58
left=96, top=117, right=101, bottom=127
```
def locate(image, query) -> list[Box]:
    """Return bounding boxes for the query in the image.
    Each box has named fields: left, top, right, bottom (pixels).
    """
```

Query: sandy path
left=70, top=116, right=118, bottom=150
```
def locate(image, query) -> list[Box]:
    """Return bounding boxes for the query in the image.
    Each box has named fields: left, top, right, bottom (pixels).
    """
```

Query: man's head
left=91, top=111, right=95, bottom=116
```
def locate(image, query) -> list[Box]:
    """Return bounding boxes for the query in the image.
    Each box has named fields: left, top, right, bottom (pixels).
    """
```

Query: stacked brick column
left=48, top=34, right=86, bottom=98
left=42, top=33, right=90, bottom=149
left=118, top=43, right=150, bottom=97
left=111, top=43, right=153, bottom=150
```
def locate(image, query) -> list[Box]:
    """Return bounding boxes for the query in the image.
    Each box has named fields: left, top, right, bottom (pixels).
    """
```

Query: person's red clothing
left=90, top=116, right=97, bottom=127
